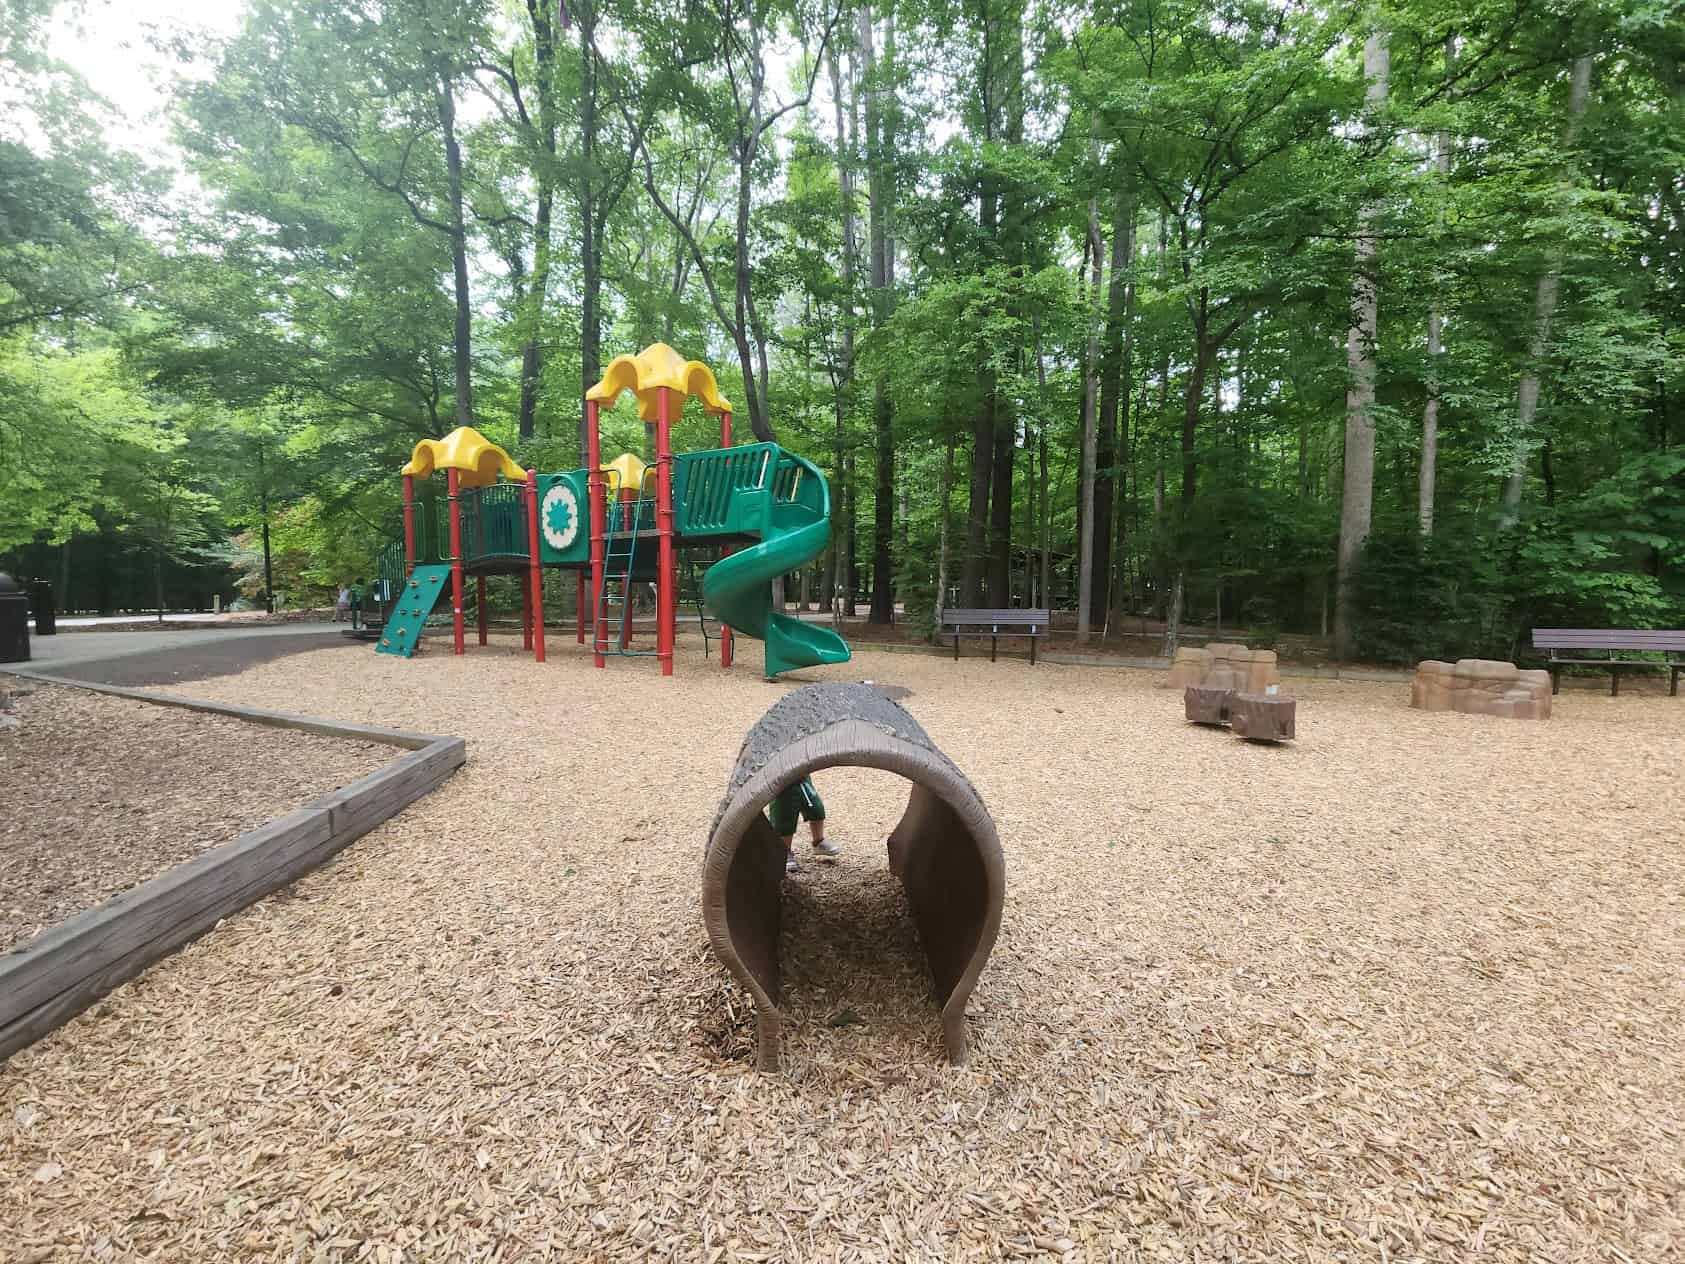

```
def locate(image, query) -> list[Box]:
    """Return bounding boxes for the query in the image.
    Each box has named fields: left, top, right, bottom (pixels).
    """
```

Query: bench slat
left=1533, top=628, right=1685, bottom=650
left=942, top=608, right=1049, bottom=626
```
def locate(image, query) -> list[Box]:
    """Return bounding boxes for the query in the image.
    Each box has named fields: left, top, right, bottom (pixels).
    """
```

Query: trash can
left=0, top=574, right=30, bottom=664
left=29, top=580, right=55, bottom=636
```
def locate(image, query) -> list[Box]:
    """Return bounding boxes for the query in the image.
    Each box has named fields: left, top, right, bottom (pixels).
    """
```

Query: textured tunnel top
left=708, top=681, right=980, bottom=836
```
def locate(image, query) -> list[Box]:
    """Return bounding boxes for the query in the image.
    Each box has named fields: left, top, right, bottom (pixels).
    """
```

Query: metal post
left=720, top=410, right=734, bottom=670
left=448, top=468, right=465, bottom=655
left=657, top=388, right=676, bottom=676
left=526, top=468, right=545, bottom=663
left=402, top=473, right=416, bottom=578
left=521, top=572, right=532, bottom=651
left=619, top=482, right=637, bottom=649
left=587, top=400, right=605, bottom=668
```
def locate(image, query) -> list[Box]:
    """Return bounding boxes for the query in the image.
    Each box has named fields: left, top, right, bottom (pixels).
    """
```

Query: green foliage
left=3, top=0, right=1681, bottom=651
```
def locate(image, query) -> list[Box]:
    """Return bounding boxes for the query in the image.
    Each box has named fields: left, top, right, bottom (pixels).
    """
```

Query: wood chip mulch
left=3, top=637, right=1683, bottom=1260
left=0, top=682, right=392, bottom=951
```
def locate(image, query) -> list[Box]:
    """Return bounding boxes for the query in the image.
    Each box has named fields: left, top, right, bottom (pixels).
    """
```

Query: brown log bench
left=941, top=608, right=1050, bottom=665
left=1532, top=629, right=1685, bottom=697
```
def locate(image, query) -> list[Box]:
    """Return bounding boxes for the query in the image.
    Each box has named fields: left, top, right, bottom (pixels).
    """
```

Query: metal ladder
left=680, top=556, right=712, bottom=659
left=594, top=470, right=657, bottom=657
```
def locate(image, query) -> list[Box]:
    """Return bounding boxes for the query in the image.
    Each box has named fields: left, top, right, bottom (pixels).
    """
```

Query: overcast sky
left=47, top=0, right=245, bottom=164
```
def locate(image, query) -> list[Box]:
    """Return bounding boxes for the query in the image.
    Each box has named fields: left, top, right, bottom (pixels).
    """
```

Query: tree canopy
left=2, top=0, right=1680, bottom=654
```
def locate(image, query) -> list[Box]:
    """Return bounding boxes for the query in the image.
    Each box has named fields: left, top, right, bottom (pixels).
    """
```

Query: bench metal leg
left=990, top=635, right=997, bottom=662
left=1550, top=666, right=1560, bottom=696
left=954, top=634, right=960, bottom=661
left=1611, top=668, right=1620, bottom=698
left=1030, top=636, right=1036, bottom=666
left=1673, top=666, right=1680, bottom=697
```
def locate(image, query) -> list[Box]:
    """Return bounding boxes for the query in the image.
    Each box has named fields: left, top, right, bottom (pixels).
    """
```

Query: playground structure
left=704, top=682, right=1005, bottom=1071
left=373, top=343, right=851, bottom=680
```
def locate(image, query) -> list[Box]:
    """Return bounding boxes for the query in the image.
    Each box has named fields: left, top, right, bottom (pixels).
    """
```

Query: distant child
left=334, top=583, right=351, bottom=622
left=348, top=577, right=365, bottom=627
left=768, top=776, right=841, bottom=873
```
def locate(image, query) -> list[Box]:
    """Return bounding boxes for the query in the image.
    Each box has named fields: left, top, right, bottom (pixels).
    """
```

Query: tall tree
left=624, top=0, right=843, bottom=442
left=1499, top=51, right=1594, bottom=526
left=1077, top=195, right=1101, bottom=640
left=1418, top=33, right=1455, bottom=536
left=1333, top=24, right=1390, bottom=663
left=1094, top=180, right=1134, bottom=621
left=862, top=4, right=898, bottom=624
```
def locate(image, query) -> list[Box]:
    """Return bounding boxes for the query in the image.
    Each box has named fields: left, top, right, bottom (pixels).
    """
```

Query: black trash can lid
left=0, top=573, right=19, bottom=594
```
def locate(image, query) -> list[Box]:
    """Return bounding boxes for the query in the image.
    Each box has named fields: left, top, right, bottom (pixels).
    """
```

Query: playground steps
left=374, top=565, right=452, bottom=657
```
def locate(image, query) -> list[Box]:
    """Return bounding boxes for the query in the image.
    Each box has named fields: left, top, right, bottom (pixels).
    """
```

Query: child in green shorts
left=768, top=776, right=841, bottom=873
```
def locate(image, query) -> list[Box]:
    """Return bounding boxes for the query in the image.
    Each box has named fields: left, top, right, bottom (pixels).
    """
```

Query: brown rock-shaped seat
left=702, top=683, right=1005, bottom=1071
left=1165, top=642, right=1280, bottom=693
left=1410, top=659, right=1551, bottom=720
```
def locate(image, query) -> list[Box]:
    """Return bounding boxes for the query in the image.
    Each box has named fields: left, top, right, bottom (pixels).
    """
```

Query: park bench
left=941, top=607, right=1050, bottom=665
left=1531, top=628, right=1685, bottom=696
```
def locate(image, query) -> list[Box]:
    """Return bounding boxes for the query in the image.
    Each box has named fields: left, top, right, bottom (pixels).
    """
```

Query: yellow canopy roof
left=586, top=342, right=732, bottom=420
left=401, top=426, right=526, bottom=488
left=602, top=452, right=648, bottom=497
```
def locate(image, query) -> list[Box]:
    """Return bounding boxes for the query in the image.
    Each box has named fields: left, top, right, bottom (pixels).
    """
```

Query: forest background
left=3, top=0, right=1681, bottom=663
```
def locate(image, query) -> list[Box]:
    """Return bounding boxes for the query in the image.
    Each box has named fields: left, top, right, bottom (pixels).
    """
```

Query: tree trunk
left=519, top=0, right=561, bottom=442
left=1418, top=33, right=1454, bottom=535
left=1091, top=185, right=1132, bottom=620
left=1035, top=319, right=1052, bottom=613
left=861, top=6, right=897, bottom=624
left=1161, top=569, right=1183, bottom=657
left=1099, top=184, right=1135, bottom=623
left=961, top=384, right=994, bottom=605
left=57, top=535, right=71, bottom=607
left=437, top=69, right=474, bottom=427
left=844, top=453, right=857, bottom=613
left=1038, top=424, right=1051, bottom=614
left=985, top=0, right=1024, bottom=609
left=986, top=401, right=1015, bottom=606
left=1181, top=324, right=1208, bottom=507
left=1077, top=211, right=1100, bottom=641
left=257, top=440, right=275, bottom=614
left=1333, top=26, right=1389, bottom=662
left=1500, top=52, right=1594, bottom=527
left=574, top=0, right=597, bottom=456
left=936, top=432, right=954, bottom=629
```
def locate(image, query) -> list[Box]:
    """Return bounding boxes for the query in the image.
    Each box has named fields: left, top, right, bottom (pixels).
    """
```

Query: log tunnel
left=703, top=682, right=1006, bottom=1071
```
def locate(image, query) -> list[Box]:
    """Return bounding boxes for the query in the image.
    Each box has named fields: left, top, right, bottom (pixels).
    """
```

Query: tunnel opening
left=703, top=683, right=1005, bottom=1071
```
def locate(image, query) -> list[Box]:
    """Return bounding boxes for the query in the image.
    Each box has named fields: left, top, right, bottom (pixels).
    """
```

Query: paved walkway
left=3, top=624, right=355, bottom=687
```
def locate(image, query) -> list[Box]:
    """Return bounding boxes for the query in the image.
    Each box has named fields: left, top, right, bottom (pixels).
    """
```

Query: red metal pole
left=587, top=400, right=605, bottom=668
left=576, top=571, right=586, bottom=643
left=402, top=473, right=417, bottom=578
left=526, top=468, right=545, bottom=663
left=448, top=468, right=465, bottom=655
left=719, top=410, right=734, bottom=670
left=656, top=388, right=676, bottom=676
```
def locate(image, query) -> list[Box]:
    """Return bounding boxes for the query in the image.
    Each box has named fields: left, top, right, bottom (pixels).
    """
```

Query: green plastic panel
left=374, top=564, right=452, bottom=658
left=537, top=470, right=589, bottom=564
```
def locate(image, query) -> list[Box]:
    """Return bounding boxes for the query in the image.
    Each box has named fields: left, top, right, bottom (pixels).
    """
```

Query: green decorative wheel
left=542, top=482, right=579, bottom=552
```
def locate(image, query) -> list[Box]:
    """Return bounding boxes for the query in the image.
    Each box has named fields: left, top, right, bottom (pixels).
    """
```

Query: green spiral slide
left=698, top=451, right=852, bottom=680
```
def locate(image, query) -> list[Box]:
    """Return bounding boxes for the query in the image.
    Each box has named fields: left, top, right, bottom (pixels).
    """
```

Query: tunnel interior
left=702, top=683, right=1005, bottom=1071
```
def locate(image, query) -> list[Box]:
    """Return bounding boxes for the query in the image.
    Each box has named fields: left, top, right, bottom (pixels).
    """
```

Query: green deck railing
left=461, top=483, right=529, bottom=566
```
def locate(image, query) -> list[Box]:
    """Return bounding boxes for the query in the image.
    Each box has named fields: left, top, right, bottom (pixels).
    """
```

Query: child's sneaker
left=811, top=839, right=841, bottom=861
left=785, top=854, right=800, bottom=873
